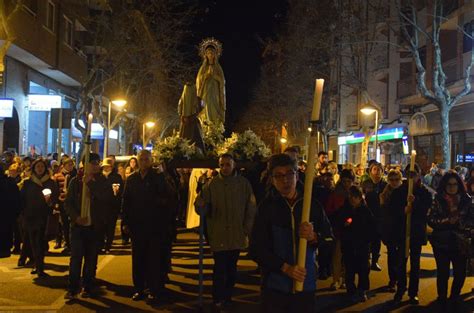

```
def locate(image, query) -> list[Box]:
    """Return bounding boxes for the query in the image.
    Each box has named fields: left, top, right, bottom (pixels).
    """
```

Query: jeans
left=212, top=249, right=240, bottom=303
left=262, top=288, right=315, bottom=313
left=433, top=247, right=467, bottom=299
left=68, top=225, right=100, bottom=292
left=396, top=244, right=422, bottom=297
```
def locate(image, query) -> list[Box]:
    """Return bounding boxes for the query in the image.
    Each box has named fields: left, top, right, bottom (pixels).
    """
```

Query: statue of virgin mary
left=196, top=38, right=226, bottom=125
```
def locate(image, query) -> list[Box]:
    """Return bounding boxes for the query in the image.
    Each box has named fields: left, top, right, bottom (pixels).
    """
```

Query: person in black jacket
left=389, top=164, right=432, bottom=305
left=64, top=153, right=109, bottom=299
left=249, top=154, right=333, bottom=313
left=20, top=159, right=59, bottom=278
left=0, top=164, right=21, bottom=258
left=338, top=186, right=375, bottom=302
left=121, top=150, right=178, bottom=304
left=100, top=157, right=123, bottom=253
left=428, top=171, right=474, bottom=310
left=361, top=162, right=387, bottom=271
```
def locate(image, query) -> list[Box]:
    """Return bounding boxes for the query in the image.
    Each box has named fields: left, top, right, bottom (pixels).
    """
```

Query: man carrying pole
left=249, top=153, right=333, bottom=312
left=390, top=158, right=432, bottom=305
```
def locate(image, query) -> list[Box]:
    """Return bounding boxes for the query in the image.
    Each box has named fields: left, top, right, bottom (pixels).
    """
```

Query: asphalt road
left=0, top=228, right=472, bottom=313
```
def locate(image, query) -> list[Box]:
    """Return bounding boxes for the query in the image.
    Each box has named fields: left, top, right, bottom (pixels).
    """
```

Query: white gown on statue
left=186, top=168, right=208, bottom=229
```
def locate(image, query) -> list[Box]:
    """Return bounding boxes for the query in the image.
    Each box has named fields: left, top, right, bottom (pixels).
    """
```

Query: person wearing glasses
left=385, top=164, right=431, bottom=305
left=195, top=153, right=256, bottom=310
left=428, top=170, right=474, bottom=310
left=249, top=154, right=333, bottom=313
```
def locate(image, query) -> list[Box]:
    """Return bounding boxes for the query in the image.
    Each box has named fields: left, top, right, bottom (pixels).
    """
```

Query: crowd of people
left=1, top=147, right=473, bottom=312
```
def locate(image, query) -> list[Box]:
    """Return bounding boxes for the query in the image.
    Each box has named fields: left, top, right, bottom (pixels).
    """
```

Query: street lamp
left=360, top=106, right=379, bottom=161
left=104, top=98, right=127, bottom=158
left=143, top=121, right=155, bottom=150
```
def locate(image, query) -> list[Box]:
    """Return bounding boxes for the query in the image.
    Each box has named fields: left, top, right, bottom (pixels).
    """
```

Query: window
left=64, top=16, right=73, bottom=47
left=45, top=1, right=55, bottom=32
left=463, top=21, right=473, bottom=53
left=22, top=0, right=38, bottom=15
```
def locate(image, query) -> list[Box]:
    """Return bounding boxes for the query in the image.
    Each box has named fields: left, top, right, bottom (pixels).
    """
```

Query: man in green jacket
left=195, top=153, right=257, bottom=310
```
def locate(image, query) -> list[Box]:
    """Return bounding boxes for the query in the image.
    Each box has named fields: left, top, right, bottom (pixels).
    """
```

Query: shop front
left=413, top=101, right=474, bottom=171
left=337, top=126, right=407, bottom=166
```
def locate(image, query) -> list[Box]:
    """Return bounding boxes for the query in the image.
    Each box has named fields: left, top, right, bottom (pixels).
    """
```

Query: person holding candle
left=387, top=164, right=431, bottom=304
left=249, top=153, right=333, bottom=313
left=20, top=158, right=59, bottom=278
left=428, top=171, right=474, bottom=310
left=361, top=162, right=387, bottom=272
left=53, top=157, right=76, bottom=254
left=337, top=186, right=375, bottom=302
left=99, top=157, right=123, bottom=254
left=64, top=153, right=110, bottom=299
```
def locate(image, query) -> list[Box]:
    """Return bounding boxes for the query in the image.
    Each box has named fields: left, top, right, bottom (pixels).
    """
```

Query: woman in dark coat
left=21, top=159, right=58, bottom=277
left=0, top=164, right=21, bottom=258
left=428, top=171, right=474, bottom=309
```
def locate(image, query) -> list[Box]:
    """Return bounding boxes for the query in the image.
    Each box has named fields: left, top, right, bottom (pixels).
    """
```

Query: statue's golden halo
left=199, top=37, right=223, bottom=59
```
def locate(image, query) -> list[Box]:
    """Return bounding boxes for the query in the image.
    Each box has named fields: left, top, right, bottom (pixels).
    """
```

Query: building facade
left=0, top=0, right=88, bottom=155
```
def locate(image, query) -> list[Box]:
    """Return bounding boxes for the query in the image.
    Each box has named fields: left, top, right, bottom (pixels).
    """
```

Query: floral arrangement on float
left=216, top=129, right=271, bottom=161
left=153, top=134, right=198, bottom=163
left=153, top=125, right=271, bottom=165
left=202, top=121, right=225, bottom=157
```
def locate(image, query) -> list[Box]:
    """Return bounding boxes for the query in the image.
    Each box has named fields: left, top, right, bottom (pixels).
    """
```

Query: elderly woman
left=20, top=159, right=58, bottom=277
left=428, top=171, right=474, bottom=309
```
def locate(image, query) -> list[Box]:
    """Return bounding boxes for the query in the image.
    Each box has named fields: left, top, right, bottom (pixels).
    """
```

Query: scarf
left=30, top=173, right=50, bottom=187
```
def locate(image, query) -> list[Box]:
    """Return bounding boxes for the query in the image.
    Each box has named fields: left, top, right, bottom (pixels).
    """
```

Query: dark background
left=188, top=0, right=288, bottom=129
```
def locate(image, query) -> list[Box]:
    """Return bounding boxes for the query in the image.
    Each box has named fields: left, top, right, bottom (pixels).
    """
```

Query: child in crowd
left=338, top=186, right=375, bottom=302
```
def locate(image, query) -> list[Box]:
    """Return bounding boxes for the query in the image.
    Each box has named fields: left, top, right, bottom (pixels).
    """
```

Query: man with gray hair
left=195, top=153, right=257, bottom=310
left=122, top=150, right=177, bottom=304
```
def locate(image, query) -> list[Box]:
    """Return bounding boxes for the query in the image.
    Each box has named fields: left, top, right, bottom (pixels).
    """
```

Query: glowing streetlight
left=280, top=137, right=288, bottom=144
left=143, top=121, right=155, bottom=149
left=104, top=98, right=127, bottom=158
left=361, top=105, right=379, bottom=161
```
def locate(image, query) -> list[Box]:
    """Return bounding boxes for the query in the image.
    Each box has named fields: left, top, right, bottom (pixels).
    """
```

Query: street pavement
left=0, top=228, right=472, bottom=313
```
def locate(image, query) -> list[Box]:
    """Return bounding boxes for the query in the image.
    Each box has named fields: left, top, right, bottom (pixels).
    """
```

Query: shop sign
left=28, top=95, right=62, bottom=111
left=0, top=98, right=14, bottom=118
left=338, top=127, right=405, bottom=145
left=71, top=118, right=104, bottom=140
left=457, top=154, right=474, bottom=163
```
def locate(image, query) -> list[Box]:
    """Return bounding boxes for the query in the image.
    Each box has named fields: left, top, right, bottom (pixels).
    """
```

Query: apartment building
left=397, top=0, right=474, bottom=170
left=0, top=0, right=88, bottom=155
left=329, top=0, right=473, bottom=169
left=328, top=1, right=407, bottom=166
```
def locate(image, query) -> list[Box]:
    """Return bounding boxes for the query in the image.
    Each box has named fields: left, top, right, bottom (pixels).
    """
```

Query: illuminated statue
left=196, top=38, right=226, bottom=125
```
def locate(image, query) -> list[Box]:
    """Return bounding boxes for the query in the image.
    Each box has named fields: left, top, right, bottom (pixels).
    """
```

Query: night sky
left=191, top=0, right=288, bottom=128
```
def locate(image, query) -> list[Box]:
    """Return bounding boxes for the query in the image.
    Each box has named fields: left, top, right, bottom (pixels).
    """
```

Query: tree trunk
left=439, top=105, right=450, bottom=169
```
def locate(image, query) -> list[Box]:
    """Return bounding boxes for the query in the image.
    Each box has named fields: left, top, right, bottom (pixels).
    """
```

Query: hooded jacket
left=249, top=184, right=334, bottom=294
